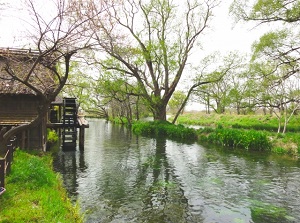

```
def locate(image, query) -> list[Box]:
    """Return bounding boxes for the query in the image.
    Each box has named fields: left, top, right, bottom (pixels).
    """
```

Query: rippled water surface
left=53, top=119, right=300, bottom=223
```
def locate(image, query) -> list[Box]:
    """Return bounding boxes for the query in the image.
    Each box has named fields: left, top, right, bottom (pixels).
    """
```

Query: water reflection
left=53, top=119, right=300, bottom=223
left=53, top=150, right=87, bottom=200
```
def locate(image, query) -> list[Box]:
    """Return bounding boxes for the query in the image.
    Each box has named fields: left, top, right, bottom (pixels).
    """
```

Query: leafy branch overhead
left=230, top=0, right=300, bottom=23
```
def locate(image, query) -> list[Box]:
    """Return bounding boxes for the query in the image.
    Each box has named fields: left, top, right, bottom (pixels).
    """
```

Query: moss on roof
left=0, top=48, right=56, bottom=95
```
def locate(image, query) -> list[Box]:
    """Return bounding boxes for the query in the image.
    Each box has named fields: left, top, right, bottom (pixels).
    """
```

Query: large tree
left=80, top=0, right=219, bottom=121
left=0, top=0, right=91, bottom=152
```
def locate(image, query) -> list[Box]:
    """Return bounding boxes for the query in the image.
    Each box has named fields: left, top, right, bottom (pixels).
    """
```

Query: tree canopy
left=77, top=0, right=220, bottom=121
left=231, top=0, right=300, bottom=23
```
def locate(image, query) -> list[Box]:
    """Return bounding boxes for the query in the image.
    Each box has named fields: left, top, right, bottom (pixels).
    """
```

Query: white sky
left=0, top=0, right=268, bottom=53
left=201, top=1, right=267, bottom=56
left=0, top=0, right=271, bottom=111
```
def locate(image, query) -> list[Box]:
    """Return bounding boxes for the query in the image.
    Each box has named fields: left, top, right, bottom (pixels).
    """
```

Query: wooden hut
left=0, top=48, right=56, bottom=151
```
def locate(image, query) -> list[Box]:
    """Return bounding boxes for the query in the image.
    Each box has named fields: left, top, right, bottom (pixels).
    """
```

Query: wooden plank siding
left=0, top=95, right=39, bottom=125
left=0, top=95, right=47, bottom=151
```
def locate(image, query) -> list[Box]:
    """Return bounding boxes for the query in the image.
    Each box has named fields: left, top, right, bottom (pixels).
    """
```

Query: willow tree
left=81, top=0, right=219, bottom=121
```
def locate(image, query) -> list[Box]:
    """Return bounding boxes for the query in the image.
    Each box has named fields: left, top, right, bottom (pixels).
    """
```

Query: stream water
left=53, top=118, right=300, bottom=223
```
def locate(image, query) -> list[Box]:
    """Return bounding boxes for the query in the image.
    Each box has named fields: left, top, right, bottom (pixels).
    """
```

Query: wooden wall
left=0, top=95, right=47, bottom=151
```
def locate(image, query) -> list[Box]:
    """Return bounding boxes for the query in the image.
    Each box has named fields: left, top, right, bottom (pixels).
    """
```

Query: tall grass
left=0, top=150, right=83, bottom=223
left=198, top=126, right=272, bottom=151
left=174, top=112, right=300, bottom=154
left=132, top=121, right=197, bottom=141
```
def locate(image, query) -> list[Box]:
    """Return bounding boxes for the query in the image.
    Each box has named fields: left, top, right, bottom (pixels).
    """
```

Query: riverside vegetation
left=0, top=150, right=83, bottom=222
left=1, top=113, right=296, bottom=222
left=133, top=112, right=300, bottom=155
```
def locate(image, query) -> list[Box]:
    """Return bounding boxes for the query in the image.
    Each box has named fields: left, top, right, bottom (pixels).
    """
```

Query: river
left=53, top=118, right=300, bottom=223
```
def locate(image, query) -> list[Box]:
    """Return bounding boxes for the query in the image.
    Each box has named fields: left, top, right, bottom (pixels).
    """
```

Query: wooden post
left=6, top=144, right=12, bottom=175
left=10, top=137, right=16, bottom=162
left=0, top=159, right=5, bottom=188
left=79, top=127, right=85, bottom=151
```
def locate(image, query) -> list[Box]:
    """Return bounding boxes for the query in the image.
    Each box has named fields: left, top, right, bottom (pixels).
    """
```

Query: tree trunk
left=277, top=119, right=281, bottom=134
left=135, top=96, right=140, bottom=121
left=153, top=104, right=167, bottom=121
left=236, top=103, right=240, bottom=115
left=216, top=100, right=222, bottom=114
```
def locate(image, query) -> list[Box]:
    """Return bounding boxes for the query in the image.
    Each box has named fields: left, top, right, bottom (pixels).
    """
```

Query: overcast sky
left=0, top=0, right=269, bottom=111
left=202, top=1, right=268, bottom=56
left=0, top=0, right=267, bottom=54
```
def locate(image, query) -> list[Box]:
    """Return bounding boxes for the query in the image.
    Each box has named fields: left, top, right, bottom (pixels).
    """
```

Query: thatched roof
left=0, top=48, right=56, bottom=95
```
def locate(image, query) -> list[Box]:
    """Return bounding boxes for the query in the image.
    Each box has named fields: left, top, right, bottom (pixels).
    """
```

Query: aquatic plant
left=250, top=200, right=294, bottom=222
left=200, top=127, right=271, bottom=151
left=132, top=121, right=197, bottom=141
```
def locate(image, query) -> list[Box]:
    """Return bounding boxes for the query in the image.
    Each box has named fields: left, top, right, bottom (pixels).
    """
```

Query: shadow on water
left=53, top=119, right=300, bottom=223
left=53, top=149, right=88, bottom=201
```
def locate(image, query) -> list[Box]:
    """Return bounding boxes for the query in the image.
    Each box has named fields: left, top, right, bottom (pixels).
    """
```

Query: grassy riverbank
left=131, top=112, right=300, bottom=155
left=175, top=112, right=300, bottom=131
left=173, top=112, right=300, bottom=155
left=0, top=150, right=83, bottom=223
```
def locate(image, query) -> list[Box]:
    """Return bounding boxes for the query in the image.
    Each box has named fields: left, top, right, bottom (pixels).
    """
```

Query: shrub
left=132, top=121, right=197, bottom=141
left=200, top=128, right=271, bottom=151
left=47, top=129, right=59, bottom=144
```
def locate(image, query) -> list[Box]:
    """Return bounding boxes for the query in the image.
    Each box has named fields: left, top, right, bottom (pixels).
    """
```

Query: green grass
left=0, top=150, right=83, bottom=223
left=175, top=112, right=300, bottom=132
left=199, top=126, right=271, bottom=151
left=132, top=121, right=271, bottom=151
left=132, top=120, right=197, bottom=141
left=172, top=112, right=300, bottom=155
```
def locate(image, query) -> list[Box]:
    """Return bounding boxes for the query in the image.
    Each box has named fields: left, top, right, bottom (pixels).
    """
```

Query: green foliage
left=63, top=61, right=94, bottom=111
left=232, top=123, right=278, bottom=132
left=175, top=113, right=300, bottom=154
left=231, top=0, right=300, bottom=23
left=252, top=0, right=285, bottom=17
left=251, top=0, right=300, bottom=22
left=176, top=113, right=300, bottom=132
left=8, top=150, right=56, bottom=189
left=271, top=147, right=287, bottom=154
left=47, top=129, right=59, bottom=144
left=1, top=150, right=83, bottom=223
left=252, top=30, right=288, bottom=60
left=200, top=128, right=271, bottom=151
left=168, top=91, right=186, bottom=113
left=132, top=121, right=197, bottom=141
left=250, top=200, right=293, bottom=222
